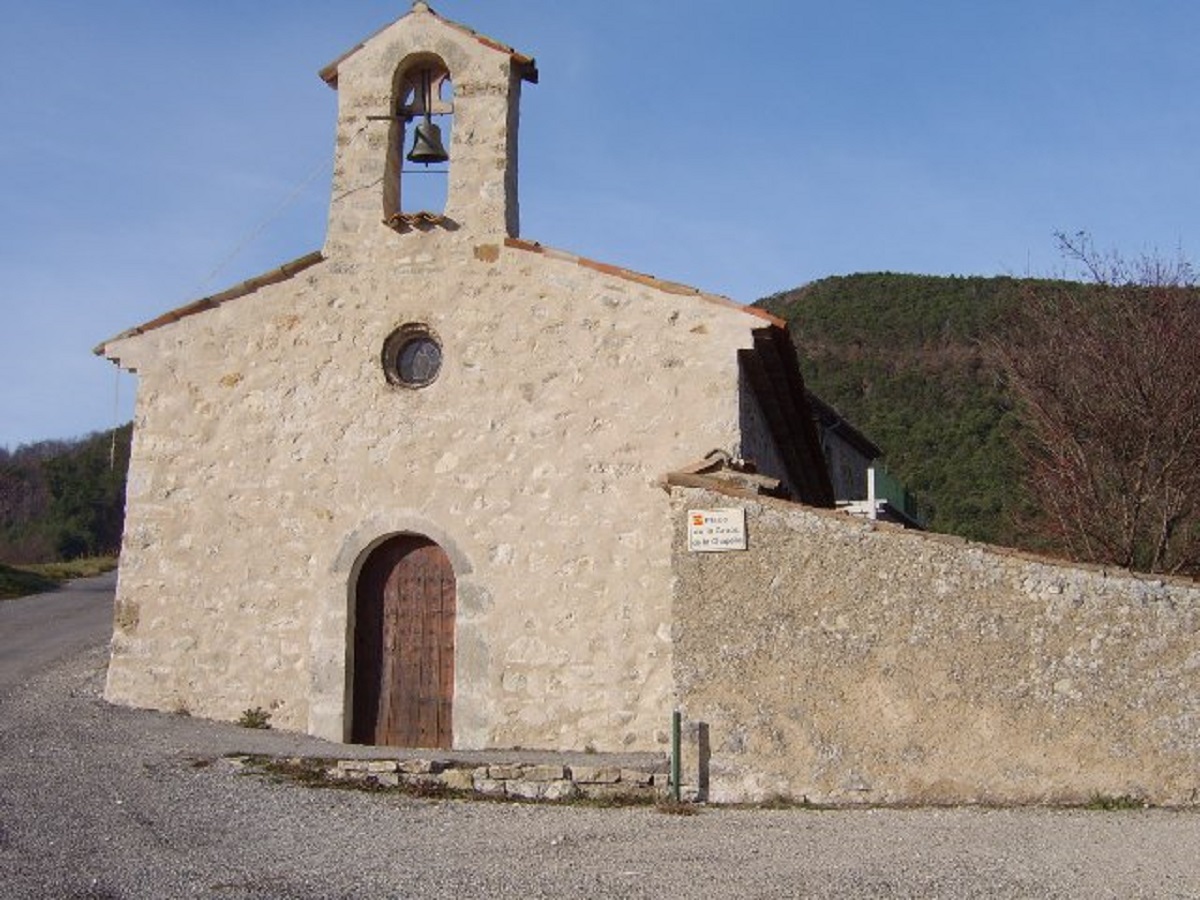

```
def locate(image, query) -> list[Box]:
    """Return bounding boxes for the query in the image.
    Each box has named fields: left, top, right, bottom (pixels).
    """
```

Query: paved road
left=0, top=571, right=115, bottom=694
left=1, top=577, right=1198, bottom=898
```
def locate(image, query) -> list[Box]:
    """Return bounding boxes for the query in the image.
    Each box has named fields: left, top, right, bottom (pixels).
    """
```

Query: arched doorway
left=352, top=534, right=455, bottom=747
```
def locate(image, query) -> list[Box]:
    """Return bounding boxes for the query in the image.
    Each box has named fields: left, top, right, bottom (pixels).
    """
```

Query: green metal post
left=671, top=709, right=681, bottom=802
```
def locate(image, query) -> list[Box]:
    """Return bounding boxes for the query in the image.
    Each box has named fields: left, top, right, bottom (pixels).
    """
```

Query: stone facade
left=97, top=5, right=819, bottom=754
left=671, top=483, right=1200, bottom=806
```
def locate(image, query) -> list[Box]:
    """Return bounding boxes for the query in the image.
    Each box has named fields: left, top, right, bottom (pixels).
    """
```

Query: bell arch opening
left=350, top=533, right=456, bottom=748
left=385, top=55, right=454, bottom=225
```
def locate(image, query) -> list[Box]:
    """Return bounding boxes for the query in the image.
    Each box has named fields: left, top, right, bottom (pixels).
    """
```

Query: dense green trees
left=0, top=425, right=131, bottom=563
left=760, top=266, right=1200, bottom=577
left=759, top=273, right=1034, bottom=546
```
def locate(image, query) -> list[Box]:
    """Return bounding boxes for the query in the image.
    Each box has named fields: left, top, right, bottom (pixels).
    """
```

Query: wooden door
left=352, top=535, right=455, bottom=748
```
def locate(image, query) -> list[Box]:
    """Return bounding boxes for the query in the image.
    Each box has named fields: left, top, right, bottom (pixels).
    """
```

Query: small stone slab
left=579, top=783, right=652, bottom=801
left=506, top=780, right=545, bottom=800
left=487, top=764, right=525, bottom=780
left=542, top=780, right=580, bottom=801
left=438, top=769, right=475, bottom=792
left=474, top=777, right=507, bottom=797
left=569, top=765, right=621, bottom=784
left=523, top=764, right=566, bottom=782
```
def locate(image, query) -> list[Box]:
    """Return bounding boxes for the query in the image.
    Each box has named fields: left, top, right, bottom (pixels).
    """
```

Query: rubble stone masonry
left=671, top=486, right=1200, bottom=806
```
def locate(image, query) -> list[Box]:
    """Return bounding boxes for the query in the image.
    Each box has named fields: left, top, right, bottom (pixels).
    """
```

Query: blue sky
left=2, top=1, right=1199, bottom=448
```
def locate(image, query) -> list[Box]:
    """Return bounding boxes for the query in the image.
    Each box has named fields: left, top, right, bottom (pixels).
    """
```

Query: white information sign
left=687, top=508, right=747, bottom=552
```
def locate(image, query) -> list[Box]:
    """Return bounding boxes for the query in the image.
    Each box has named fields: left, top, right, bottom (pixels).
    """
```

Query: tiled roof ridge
left=502, top=237, right=787, bottom=330
left=94, top=251, right=325, bottom=356
left=318, top=3, right=538, bottom=88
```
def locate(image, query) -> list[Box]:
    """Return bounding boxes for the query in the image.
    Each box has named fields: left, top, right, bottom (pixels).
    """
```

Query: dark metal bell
left=407, top=121, right=449, bottom=165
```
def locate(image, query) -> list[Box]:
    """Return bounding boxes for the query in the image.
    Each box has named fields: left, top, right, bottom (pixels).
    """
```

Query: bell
left=407, top=120, right=449, bottom=165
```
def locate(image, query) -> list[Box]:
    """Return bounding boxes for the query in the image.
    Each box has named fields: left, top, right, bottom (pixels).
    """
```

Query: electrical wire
left=188, top=124, right=370, bottom=298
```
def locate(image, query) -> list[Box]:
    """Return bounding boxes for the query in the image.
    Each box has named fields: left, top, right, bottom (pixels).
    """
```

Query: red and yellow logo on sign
left=691, top=514, right=706, bottom=527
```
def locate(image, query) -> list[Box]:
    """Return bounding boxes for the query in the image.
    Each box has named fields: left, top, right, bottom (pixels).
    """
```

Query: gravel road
left=1, top=579, right=1198, bottom=898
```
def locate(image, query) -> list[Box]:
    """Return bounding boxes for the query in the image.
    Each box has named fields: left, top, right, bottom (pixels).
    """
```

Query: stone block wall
left=670, top=485, right=1200, bottom=806
left=324, top=757, right=668, bottom=802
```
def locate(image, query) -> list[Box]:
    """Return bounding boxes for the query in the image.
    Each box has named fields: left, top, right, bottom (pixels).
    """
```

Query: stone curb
left=325, top=757, right=674, bottom=803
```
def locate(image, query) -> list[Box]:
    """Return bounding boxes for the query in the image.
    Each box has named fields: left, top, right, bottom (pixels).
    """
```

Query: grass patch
left=257, top=757, right=337, bottom=788
left=0, top=564, right=59, bottom=600
left=0, top=556, right=118, bottom=600
left=253, top=757, right=464, bottom=799
left=1084, top=793, right=1146, bottom=811
left=25, top=556, right=117, bottom=580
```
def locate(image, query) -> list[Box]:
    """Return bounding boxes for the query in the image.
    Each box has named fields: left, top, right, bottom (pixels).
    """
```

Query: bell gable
left=321, top=2, right=538, bottom=256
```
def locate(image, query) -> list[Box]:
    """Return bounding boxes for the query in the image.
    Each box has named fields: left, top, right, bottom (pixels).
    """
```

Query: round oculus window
left=383, top=325, right=442, bottom=388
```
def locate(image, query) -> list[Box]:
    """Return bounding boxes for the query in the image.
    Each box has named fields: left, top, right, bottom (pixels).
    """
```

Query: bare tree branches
left=1055, top=230, right=1195, bottom=289
left=988, top=235, right=1200, bottom=577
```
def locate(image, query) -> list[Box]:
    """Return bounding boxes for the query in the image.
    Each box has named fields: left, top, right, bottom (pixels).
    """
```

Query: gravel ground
left=2, top=641, right=1199, bottom=898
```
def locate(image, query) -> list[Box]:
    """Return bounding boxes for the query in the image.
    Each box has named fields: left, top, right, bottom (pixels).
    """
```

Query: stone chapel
left=96, top=3, right=835, bottom=752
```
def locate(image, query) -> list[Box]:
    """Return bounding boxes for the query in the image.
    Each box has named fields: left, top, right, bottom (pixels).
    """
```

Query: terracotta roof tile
left=319, top=3, right=538, bottom=89
left=94, top=251, right=325, bottom=356
left=387, top=211, right=448, bottom=230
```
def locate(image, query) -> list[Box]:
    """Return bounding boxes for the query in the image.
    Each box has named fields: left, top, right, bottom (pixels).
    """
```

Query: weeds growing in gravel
left=655, top=799, right=701, bottom=816
left=1084, top=793, right=1146, bottom=811
left=237, top=707, right=272, bottom=729
left=754, top=793, right=823, bottom=811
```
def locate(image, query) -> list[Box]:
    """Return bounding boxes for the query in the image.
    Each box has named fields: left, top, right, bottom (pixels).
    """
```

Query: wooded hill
left=757, top=273, right=1054, bottom=549
left=0, top=425, right=132, bottom=564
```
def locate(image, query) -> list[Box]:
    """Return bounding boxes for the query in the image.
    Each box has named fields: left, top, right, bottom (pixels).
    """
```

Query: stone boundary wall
left=670, top=486, right=1200, bottom=807
left=325, top=758, right=669, bottom=802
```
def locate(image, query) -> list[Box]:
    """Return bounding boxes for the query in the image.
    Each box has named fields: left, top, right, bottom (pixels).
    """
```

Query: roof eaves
left=94, top=250, right=325, bottom=356
left=808, top=392, right=883, bottom=459
left=503, top=237, right=785, bottom=330
left=738, top=327, right=837, bottom=508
